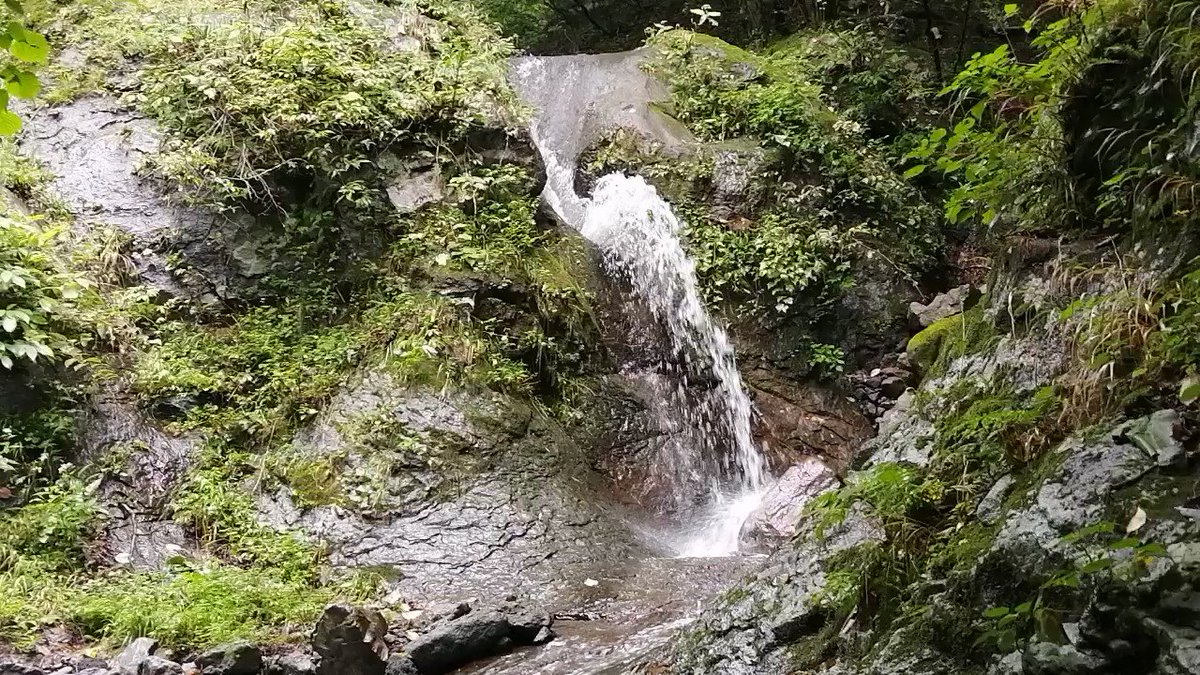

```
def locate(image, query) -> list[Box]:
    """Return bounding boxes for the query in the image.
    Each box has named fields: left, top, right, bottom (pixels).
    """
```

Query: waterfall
left=511, top=55, right=769, bottom=556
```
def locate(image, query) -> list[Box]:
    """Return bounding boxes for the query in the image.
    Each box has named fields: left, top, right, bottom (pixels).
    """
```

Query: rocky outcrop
left=256, top=371, right=643, bottom=605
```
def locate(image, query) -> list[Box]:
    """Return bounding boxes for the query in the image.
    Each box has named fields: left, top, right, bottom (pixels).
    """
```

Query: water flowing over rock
left=512, top=50, right=770, bottom=555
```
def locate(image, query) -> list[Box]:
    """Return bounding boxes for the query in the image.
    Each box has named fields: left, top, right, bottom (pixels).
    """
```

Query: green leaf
left=903, top=164, right=926, bottom=179
left=9, top=30, right=48, bottom=63
left=929, top=128, right=947, bottom=143
left=982, top=606, right=1010, bottom=619
left=1080, top=557, right=1115, bottom=574
left=0, top=108, right=20, bottom=135
left=6, top=70, right=38, bottom=98
left=1, top=315, right=15, bottom=332
left=1004, top=3, right=1019, bottom=17
left=1180, top=376, right=1200, bottom=405
left=1109, top=537, right=1141, bottom=550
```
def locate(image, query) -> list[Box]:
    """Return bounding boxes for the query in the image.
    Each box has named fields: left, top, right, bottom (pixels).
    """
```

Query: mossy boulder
left=906, top=312, right=964, bottom=375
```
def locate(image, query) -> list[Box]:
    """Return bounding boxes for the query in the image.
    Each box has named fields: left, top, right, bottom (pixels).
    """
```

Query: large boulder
left=740, top=457, right=838, bottom=547
left=312, top=605, right=388, bottom=675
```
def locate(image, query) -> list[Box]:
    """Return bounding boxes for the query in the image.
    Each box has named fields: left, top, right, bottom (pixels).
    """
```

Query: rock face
left=18, top=98, right=239, bottom=304
left=256, top=371, right=643, bottom=605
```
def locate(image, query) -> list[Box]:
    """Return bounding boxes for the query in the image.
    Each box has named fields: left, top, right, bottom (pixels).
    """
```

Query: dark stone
left=195, top=641, right=262, bottom=675
left=1021, top=642, right=1106, bottom=674
left=0, top=664, right=46, bottom=675
left=383, top=656, right=418, bottom=675
left=405, top=612, right=511, bottom=675
left=504, top=607, right=553, bottom=644
left=312, top=605, right=388, bottom=675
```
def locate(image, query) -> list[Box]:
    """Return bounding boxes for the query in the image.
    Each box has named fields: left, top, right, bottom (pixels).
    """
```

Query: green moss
left=906, top=303, right=999, bottom=377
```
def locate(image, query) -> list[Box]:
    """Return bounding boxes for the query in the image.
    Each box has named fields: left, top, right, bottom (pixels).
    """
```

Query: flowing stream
left=511, top=54, right=770, bottom=557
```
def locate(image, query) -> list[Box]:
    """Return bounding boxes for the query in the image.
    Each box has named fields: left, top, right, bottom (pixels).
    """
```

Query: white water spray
left=512, top=55, right=770, bottom=556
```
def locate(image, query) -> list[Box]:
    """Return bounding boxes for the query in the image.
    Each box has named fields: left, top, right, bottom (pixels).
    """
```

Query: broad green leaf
left=9, top=30, right=47, bottom=63
left=6, top=70, right=38, bottom=98
left=1004, top=3, right=1019, bottom=17
left=1108, top=537, right=1140, bottom=550
left=982, top=606, right=1010, bottom=619
left=902, top=164, right=926, bottom=179
left=0, top=108, right=20, bottom=135
left=1, top=315, right=15, bottom=332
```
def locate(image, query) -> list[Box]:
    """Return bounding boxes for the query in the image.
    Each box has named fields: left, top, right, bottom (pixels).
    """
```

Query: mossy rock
left=906, top=303, right=998, bottom=377
left=906, top=313, right=964, bottom=374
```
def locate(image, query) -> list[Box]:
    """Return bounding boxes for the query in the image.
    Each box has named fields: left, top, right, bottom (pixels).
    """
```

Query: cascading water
left=511, top=54, right=770, bottom=556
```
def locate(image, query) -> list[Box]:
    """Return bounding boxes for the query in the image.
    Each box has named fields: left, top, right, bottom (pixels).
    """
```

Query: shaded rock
left=1021, top=642, right=1105, bottom=675
left=740, top=457, right=838, bottom=546
left=909, top=285, right=980, bottom=329
left=382, top=157, right=445, bottom=215
left=195, top=641, right=262, bottom=675
left=312, top=605, right=388, bottom=675
left=405, top=612, right=511, bottom=674
left=383, top=656, right=417, bottom=675
left=138, top=657, right=182, bottom=675
left=114, top=638, right=160, bottom=675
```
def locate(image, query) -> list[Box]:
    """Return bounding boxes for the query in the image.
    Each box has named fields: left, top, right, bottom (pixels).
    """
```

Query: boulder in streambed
left=403, top=604, right=556, bottom=674
left=312, top=605, right=388, bottom=675
left=740, top=457, right=838, bottom=548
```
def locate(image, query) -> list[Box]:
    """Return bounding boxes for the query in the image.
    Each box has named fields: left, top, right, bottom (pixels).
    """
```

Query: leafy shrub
left=0, top=214, right=93, bottom=369
left=131, top=0, right=516, bottom=211
left=645, top=29, right=940, bottom=312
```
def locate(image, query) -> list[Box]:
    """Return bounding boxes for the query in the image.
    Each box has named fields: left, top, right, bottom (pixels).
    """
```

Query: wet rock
left=405, top=612, right=511, bottom=674
left=709, top=147, right=769, bottom=221
left=312, top=605, right=388, bottom=675
left=195, top=641, right=262, bottom=675
left=259, top=373, right=640, bottom=605
left=740, top=458, right=838, bottom=546
left=114, top=638, right=160, bottom=675
left=502, top=607, right=554, bottom=645
left=17, top=98, right=238, bottom=302
left=744, top=368, right=872, bottom=473
left=909, top=285, right=981, bottom=329
left=138, top=657, right=183, bottom=675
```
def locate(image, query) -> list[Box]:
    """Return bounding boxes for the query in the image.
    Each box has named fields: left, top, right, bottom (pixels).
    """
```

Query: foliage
left=1059, top=255, right=1200, bottom=425
left=644, top=29, right=940, bottom=313
left=0, top=213, right=93, bottom=369
left=73, top=564, right=331, bottom=648
left=0, top=0, right=48, bottom=135
left=905, top=0, right=1198, bottom=237
left=807, top=342, right=845, bottom=378
left=0, top=399, right=76, bottom=498
left=126, top=0, right=515, bottom=210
